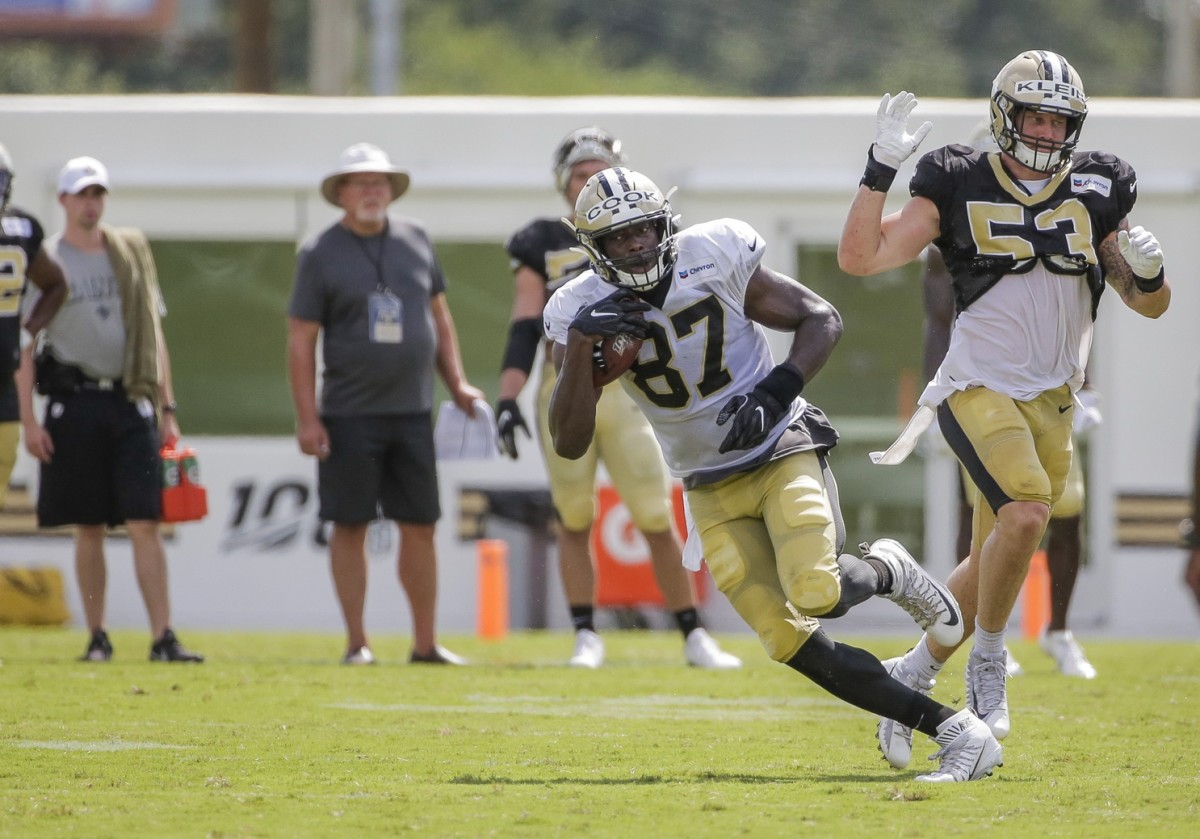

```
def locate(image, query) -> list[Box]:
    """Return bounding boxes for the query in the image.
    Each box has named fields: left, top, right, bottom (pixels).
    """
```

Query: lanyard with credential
left=357, top=221, right=403, bottom=343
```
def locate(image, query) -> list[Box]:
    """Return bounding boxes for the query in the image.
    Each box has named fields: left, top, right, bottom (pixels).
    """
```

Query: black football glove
left=570, top=289, right=651, bottom=340
left=495, top=398, right=530, bottom=460
left=715, top=364, right=806, bottom=454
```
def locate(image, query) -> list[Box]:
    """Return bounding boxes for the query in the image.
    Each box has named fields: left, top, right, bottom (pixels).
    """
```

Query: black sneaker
left=79, top=629, right=113, bottom=662
left=149, top=629, right=205, bottom=663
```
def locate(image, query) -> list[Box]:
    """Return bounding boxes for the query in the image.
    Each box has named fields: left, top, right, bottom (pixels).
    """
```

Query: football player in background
left=839, top=50, right=1170, bottom=768
left=495, top=127, right=740, bottom=669
left=544, top=166, right=1001, bottom=783
left=924, top=245, right=1099, bottom=680
left=0, top=142, right=67, bottom=507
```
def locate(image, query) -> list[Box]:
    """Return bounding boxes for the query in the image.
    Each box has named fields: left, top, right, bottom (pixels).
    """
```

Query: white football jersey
left=544, top=218, right=810, bottom=481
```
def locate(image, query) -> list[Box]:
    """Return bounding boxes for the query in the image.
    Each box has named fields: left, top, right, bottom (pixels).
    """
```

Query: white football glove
left=1073, top=388, right=1102, bottom=437
left=873, top=91, right=933, bottom=169
left=1117, top=225, right=1163, bottom=279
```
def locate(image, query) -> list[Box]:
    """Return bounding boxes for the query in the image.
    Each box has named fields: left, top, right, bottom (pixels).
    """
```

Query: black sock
left=672, top=607, right=700, bottom=640
left=785, top=629, right=954, bottom=737
left=865, top=557, right=892, bottom=593
left=569, top=605, right=595, bottom=634
left=820, top=555, right=885, bottom=618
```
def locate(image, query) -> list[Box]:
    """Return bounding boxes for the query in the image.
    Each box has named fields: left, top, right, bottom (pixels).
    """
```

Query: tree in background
left=0, top=0, right=1172, bottom=98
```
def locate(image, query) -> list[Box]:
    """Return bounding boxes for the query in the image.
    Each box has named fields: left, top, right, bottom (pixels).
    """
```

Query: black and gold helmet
left=552, top=126, right=627, bottom=194
left=0, top=143, right=13, bottom=213
left=990, top=50, right=1087, bottom=174
left=567, top=167, right=678, bottom=291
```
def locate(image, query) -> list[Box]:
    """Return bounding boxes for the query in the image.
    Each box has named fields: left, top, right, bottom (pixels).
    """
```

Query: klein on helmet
left=566, top=167, right=678, bottom=291
left=552, top=126, right=627, bottom=194
left=990, top=49, right=1087, bottom=174
left=0, top=142, right=14, bottom=214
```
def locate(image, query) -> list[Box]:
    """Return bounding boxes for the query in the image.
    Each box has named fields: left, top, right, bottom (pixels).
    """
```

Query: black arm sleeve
left=501, top=317, right=543, bottom=375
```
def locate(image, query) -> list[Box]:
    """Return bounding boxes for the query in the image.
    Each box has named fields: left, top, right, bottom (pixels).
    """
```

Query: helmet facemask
left=567, top=167, right=678, bottom=291
left=990, top=50, right=1087, bottom=174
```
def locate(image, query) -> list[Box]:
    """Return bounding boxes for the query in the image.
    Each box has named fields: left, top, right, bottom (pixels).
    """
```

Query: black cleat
left=149, top=628, right=205, bottom=663
left=80, top=629, right=113, bottom=662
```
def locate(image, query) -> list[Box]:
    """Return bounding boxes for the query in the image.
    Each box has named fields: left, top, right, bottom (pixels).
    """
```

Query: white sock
left=906, top=635, right=944, bottom=681
left=973, top=619, right=1006, bottom=657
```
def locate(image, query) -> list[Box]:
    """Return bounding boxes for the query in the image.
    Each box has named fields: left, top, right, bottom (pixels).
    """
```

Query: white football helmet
left=568, top=167, right=678, bottom=291
left=552, top=126, right=627, bottom=194
left=990, top=50, right=1087, bottom=174
left=0, top=142, right=13, bottom=213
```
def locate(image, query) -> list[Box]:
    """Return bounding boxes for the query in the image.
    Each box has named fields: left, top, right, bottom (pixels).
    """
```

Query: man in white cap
left=18, top=155, right=203, bottom=663
left=288, top=143, right=482, bottom=665
left=0, top=142, right=67, bottom=508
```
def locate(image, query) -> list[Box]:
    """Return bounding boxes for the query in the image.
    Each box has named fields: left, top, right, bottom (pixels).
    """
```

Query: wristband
left=162, top=401, right=178, bottom=414
left=756, top=363, right=806, bottom=407
left=860, top=147, right=898, bottom=193
left=19, top=327, right=34, bottom=352
left=1134, top=267, right=1164, bottom=294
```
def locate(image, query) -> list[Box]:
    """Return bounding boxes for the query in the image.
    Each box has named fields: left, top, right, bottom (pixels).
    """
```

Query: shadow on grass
left=449, top=771, right=904, bottom=785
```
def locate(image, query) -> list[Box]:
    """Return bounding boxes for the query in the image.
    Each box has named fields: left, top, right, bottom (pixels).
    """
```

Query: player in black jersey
left=496, top=127, right=740, bottom=669
left=839, top=50, right=1171, bottom=768
left=0, top=142, right=67, bottom=506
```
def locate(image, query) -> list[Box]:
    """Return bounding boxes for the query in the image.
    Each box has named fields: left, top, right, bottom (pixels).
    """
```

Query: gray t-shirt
left=288, top=216, right=446, bottom=416
left=44, top=235, right=126, bottom=379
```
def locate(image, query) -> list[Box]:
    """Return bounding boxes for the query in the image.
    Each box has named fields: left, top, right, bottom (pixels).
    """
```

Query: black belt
left=37, top=352, right=123, bottom=396
left=77, top=375, right=123, bottom=392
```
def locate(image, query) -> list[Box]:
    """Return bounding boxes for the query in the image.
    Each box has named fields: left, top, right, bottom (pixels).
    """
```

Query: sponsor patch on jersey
left=677, top=262, right=717, bottom=280
left=1, top=216, right=33, bottom=238
left=1070, top=173, right=1112, bottom=197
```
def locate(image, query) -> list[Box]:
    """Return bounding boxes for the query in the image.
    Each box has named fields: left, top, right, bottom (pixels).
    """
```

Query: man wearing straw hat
left=288, top=143, right=482, bottom=665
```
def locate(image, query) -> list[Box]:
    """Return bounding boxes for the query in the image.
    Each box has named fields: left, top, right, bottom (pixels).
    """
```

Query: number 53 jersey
left=913, top=145, right=1137, bottom=404
left=913, top=144, right=1136, bottom=314
left=544, top=218, right=817, bottom=482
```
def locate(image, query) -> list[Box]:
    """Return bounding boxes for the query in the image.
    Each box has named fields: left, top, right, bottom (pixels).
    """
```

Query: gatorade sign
left=590, top=482, right=707, bottom=607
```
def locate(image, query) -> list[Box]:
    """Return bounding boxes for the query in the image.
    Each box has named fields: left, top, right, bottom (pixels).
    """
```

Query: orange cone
left=476, top=539, right=509, bottom=640
left=1021, top=549, right=1050, bottom=639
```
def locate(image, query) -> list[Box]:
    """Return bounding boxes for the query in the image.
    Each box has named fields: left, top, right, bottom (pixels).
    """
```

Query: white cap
left=58, top=156, right=110, bottom=195
left=320, top=143, right=410, bottom=206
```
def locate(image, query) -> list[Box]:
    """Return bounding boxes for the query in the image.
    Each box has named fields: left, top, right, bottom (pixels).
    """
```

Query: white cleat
left=862, top=538, right=963, bottom=646
left=966, top=649, right=1010, bottom=740
left=1005, top=646, right=1024, bottom=677
left=1039, top=629, right=1097, bottom=679
left=684, top=628, right=742, bottom=670
left=877, top=656, right=934, bottom=770
left=915, top=709, right=1004, bottom=782
left=568, top=629, right=605, bottom=668
left=342, top=646, right=376, bottom=665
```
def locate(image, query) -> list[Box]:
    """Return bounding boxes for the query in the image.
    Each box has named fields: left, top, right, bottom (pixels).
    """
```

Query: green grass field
left=2, top=629, right=1197, bottom=838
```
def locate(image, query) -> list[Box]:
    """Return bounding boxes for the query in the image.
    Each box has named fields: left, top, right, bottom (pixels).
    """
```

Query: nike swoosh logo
left=754, top=406, right=766, bottom=430
left=748, top=240, right=758, bottom=252
left=1058, top=405, right=1071, bottom=414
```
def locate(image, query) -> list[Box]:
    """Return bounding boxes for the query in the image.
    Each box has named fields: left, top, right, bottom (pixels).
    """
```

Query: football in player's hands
left=592, top=328, right=644, bottom=387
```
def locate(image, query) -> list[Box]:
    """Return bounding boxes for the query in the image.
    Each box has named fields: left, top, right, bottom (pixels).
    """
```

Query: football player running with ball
left=544, top=166, right=1001, bottom=782
left=496, top=127, right=739, bottom=670
left=838, top=50, right=1170, bottom=769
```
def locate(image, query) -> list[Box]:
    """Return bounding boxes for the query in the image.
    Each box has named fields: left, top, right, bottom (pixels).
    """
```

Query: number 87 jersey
left=544, top=217, right=809, bottom=481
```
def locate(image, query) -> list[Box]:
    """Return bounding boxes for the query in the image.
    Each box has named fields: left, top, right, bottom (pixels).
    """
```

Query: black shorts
left=318, top=412, right=440, bottom=525
left=38, top=390, right=161, bottom=528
